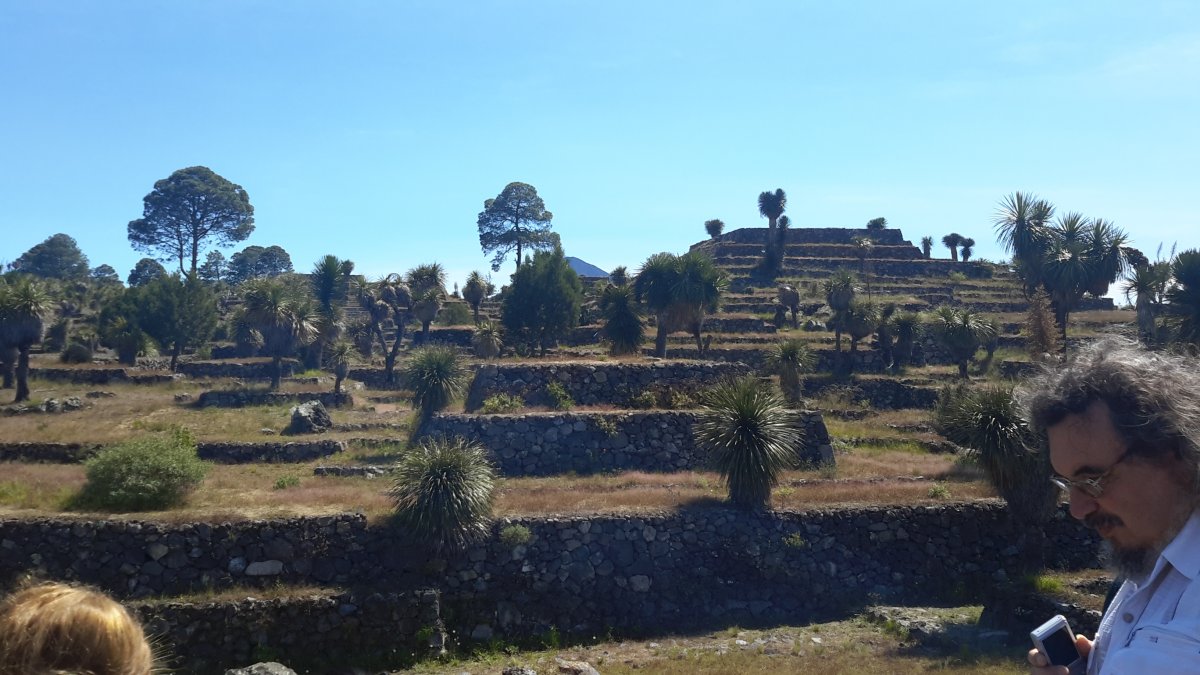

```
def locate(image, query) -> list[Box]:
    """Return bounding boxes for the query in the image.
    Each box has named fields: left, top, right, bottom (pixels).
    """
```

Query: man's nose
left=1068, top=489, right=1098, bottom=520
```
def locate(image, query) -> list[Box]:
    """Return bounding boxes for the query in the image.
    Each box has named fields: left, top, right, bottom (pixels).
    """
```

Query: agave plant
left=411, top=287, right=443, bottom=342
left=0, top=277, right=52, bottom=402
left=461, top=271, right=492, bottom=324
left=822, top=270, right=857, bottom=353
left=472, top=321, right=504, bottom=359
left=1166, top=249, right=1200, bottom=348
left=404, top=345, right=466, bottom=420
left=765, top=338, right=814, bottom=405
left=695, top=377, right=803, bottom=510
left=389, top=436, right=496, bottom=552
left=890, top=311, right=922, bottom=372
left=933, top=384, right=1056, bottom=574
left=240, top=279, right=318, bottom=389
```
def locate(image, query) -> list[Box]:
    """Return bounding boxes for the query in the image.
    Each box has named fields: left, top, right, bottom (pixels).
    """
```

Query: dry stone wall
left=465, top=361, right=751, bottom=411
left=179, top=359, right=299, bottom=380
left=0, top=503, right=1100, bottom=639
left=0, top=441, right=346, bottom=464
left=196, top=390, right=352, bottom=408
left=421, top=410, right=833, bottom=476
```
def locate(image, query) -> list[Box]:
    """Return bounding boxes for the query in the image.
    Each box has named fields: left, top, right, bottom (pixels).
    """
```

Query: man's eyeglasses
left=1050, top=452, right=1129, bottom=498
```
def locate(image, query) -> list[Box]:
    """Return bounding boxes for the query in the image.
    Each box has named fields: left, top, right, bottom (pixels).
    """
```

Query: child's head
left=0, top=582, right=154, bottom=675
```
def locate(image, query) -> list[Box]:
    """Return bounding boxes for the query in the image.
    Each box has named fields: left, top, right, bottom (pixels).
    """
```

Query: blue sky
left=2, top=1, right=1197, bottom=294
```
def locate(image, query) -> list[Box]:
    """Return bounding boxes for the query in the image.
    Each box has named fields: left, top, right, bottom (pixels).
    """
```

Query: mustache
left=1085, top=513, right=1123, bottom=531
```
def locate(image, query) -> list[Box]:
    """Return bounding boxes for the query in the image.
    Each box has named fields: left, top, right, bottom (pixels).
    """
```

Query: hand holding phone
left=1030, top=614, right=1085, bottom=674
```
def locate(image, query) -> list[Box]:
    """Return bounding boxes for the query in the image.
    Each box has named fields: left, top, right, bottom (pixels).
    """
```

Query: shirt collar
left=1160, top=509, right=1200, bottom=581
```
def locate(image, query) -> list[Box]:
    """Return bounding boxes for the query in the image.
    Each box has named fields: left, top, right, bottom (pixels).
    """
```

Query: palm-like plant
left=890, top=311, right=922, bottom=372
left=411, top=287, right=443, bottom=342
left=461, top=271, right=491, bottom=324
left=1123, top=260, right=1170, bottom=344
left=959, top=237, right=976, bottom=263
left=852, top=236, right=875, bottom=297
left=866, top=217, right=887, bottom=231
left=844, top=299, right=879, bottom=354
left=241, top=279, right=318, bottom=389
left=1041, top=234, right=1090, bottom=350
left=609, top=266, right=629, bottom=287
left=407, top=263, right=447, bottom=342
left=328, top=340, right=354, bottom=393
left=929, top=306, right=994, bottom=378
left=634, top=251, right=726, bottom=357
left=1166, top=249, right=1200, bottom=348
left=994, top=192, right=1054, bottom=296
left=1082, top=219, right=1129, bottom=297
left=920, top=236, right=933, bottom=259
left=933, top=385, right=1056, bottom=574
left=404, top=345, right=465, bottom=421
left=705, top=218, right=725, bottom=239
left=0, top=277, right=52, bottom=402
left=758, top=189, right=787, bottom=269
left=765, top=338, right=814, bottom=405
left=598, top=282, right=645, bottom=356
left=365, top=274, right=413, bottom=384
left=472, top=321, right=504, bottom=359
left=389, top=436, right=496, bottom=553
left=822, top=270, right=857, bottom=353
left=695, top=377, right=803, bottom=510
left=942, top=233, right=963, bottom=262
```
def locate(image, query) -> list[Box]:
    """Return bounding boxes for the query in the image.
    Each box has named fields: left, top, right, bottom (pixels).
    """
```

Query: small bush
left=404, top=346, right=466, bottom=419
left=948, top=271, right=967, bottom=283
left=76, top=428, right=210, bottom=511
left=782, top=532, right=807, bottom=549
left=545, top=381, right=574, bottom=410
left=389, top=436, right=496, bottom=552
left=593, top=417, right=619, bottom=436
left=274, top=475, right=301, bottom=490
left=927, top=482, right=952, bottom=499
left=499, top=523, right=533, bottom=548
left=59, top=342, right=93, bottom=364
left=625, top=390, right=658, bottom=409
left=436, top=301, right=473, bottom=326
left=479, top=394, right=524, bottom=414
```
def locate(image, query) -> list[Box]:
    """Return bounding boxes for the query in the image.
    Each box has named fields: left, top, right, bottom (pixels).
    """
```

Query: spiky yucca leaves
left=765, top=338, right=814, bottom=405
left=461, top=271, right=491, bottom=324
left=472, top=321, right=504, bottom=359
left=920, top=236, right=933, bottom=259
left=929, top=306, right=994, bottom=378
left=241, top=279, right=318, bottom=389
left=404, top=345, right=465, bottom=420
left=1166, top=249, right=1200, bottom=349
left=822, top=270, right=856, bottom=353
left=608, top=266, right=628, bottom=287
left=328, top=341, right=354, bottom=393
left=891, top=311, right=922, bottom=372
left=942, top=233, right=963, bottom=261
left=704, top=218, right=724, bottom=239
left=844, top=299, right=879, bottom=354
left=598, top=283, right=645, bottom=355
left=0, top=277, right=52, bottom=402
left=389, top=437, right=496, bottom=552
left=1123, top=261, right=1170, bottom=345
left=696, top=377, right=803, bottom=510
left=411, top=287, right=443, bottom=342
left=933, top=384, right=1056, bottom=573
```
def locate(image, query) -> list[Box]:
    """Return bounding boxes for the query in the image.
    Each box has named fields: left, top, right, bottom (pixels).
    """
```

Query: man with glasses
left=1018, top=337, right=1200, bottom=674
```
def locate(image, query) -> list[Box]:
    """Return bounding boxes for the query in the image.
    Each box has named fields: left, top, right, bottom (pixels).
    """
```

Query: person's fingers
left=1076, top=635, right=1093, bottom=655
left=1027, top=647, right=1049, bottom=667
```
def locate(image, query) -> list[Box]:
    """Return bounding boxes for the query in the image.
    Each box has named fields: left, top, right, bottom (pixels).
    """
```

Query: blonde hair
left=0, top=582, right=155, bottom=675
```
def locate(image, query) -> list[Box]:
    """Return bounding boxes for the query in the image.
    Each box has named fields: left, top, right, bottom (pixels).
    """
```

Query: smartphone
left=1031, top=614, right=1085, bottom=674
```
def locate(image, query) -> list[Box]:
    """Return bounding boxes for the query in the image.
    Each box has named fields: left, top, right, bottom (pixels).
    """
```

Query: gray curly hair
left=1015, top=336, right=1200, bottom=494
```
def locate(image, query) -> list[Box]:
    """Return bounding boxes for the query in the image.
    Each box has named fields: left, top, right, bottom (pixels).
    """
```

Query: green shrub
left=593, top=416, right=619, bottom=436
left=625, top=390, right=657, bottom=409
left=389, top=437, right=496, bottom=552
left=436, top=301, right=473, bottom=326
left=59, top=342, right=93, bottom=364
left=76, top=428, right=210, bottom=511
left=782, top=532, right=807, bottom=549
left=499, top=523, right=533, bottom=548
left=480, top=394, right=524, bottom=414
left=927, top=482, right=951, bottom=499
left=404, top=346, right=466, bottom=419
left=545, top=381, right=574, bottom=410
left=274, top=475, right=301, bottom=490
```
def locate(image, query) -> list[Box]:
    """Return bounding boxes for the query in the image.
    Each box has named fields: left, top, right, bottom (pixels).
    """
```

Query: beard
left=1091, top=506, right=1195, bottom=579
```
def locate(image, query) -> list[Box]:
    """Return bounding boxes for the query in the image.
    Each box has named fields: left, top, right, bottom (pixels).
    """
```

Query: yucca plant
left=461, top=271, right=492, bottom=324
left=765, top=338, right=814, bottom=405
left=933, top=384, right=1056, bottom=574
left=404, top=345, right=465, bottom=420
left=695, top=377, right=803, bottom=510
left=472, top=321, right=504, bottom=359
left=929, top=306, right=994, bottom=378
left=389, top=436, right=496, bottom=552
left=598, top=282, right=645, bottom=355
left=327, top=340, right=354, bottom=393
left=0, top=277, right=52, bottom=402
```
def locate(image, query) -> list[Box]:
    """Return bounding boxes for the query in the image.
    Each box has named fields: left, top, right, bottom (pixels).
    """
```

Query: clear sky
left=2, top=1, right=1197, bottom=295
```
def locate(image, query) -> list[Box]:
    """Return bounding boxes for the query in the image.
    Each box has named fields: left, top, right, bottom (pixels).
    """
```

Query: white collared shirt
left=1089, top=510, right=1200, bottom=674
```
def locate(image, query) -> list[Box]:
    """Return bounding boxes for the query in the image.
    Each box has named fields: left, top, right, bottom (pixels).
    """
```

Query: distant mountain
left=566, top=256, right=608, bottom=278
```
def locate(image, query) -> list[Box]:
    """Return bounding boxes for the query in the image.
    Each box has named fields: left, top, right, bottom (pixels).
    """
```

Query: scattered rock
left=86, top=390, right=116, bottom=398
left=260, top=428, right=277, bottom=435
left=555, top=658, right=600, bottom=675
left=174, top=392, right=194, bottom=403
left=503, top=667, right=538, bottom=675
left=285, top=401, right=332, bottom=435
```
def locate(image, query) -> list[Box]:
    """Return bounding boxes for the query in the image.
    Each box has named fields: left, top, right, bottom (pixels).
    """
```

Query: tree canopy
left=477, top=182, right=554, bottom=272
left=501, top=246, right=582, bottom=355
left=226, top=245, right=294, bottom=285
left=13, top=234, right=90, bottom=279
left=127, top=166, right=255, bottom=275
left=127, top=258, right=168, bottom=288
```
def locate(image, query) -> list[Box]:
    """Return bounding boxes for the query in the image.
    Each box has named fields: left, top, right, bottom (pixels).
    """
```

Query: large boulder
left=225, top=664, right=297, bottom=675
left=285, top=400, right=332, bottom=435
